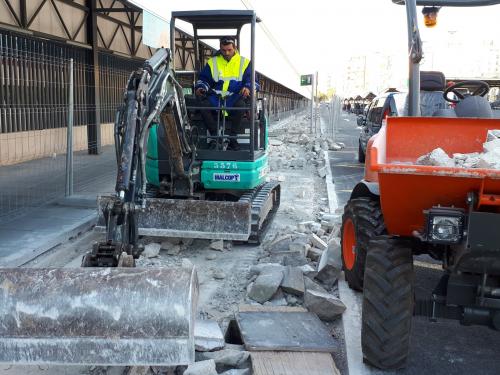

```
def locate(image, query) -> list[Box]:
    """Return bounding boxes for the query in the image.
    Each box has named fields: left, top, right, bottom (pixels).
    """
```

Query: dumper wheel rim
left=341, top=197, right=385, bottom=291
left=361, top=236, right=414, bottom=370
left=342, top=218, right=356, bottom=270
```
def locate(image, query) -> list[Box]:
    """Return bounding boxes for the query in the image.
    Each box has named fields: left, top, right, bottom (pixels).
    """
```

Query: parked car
left=358, top=72, right=454, bottom=163
left=356, top=105, right=370, bottom=126
left=358, top=92, right=407, bottom=162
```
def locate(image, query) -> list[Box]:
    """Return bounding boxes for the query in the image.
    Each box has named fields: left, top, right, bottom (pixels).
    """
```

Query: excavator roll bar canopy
left=169, top=10, right=261, bottom=158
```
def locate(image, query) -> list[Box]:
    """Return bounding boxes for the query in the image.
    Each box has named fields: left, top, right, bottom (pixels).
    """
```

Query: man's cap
left=220, top=36, right=236, bottom=45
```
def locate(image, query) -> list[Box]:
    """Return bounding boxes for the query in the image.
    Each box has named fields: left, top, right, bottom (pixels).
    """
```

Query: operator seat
left=419, top=71, right=452, bottom=117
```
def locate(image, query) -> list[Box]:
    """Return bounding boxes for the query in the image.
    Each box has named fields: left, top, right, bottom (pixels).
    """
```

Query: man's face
left=220, top=43, right=236, bottom=61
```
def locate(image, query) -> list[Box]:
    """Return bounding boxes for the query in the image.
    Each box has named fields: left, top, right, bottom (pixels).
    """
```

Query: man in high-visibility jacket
left=195, top=36, right=259, bottom=150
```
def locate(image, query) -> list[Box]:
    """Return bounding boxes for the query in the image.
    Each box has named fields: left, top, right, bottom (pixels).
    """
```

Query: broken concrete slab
left=264, top=289, right=288, bottom=307
left=487, top=129, right=500, bottom=141
left=310, top=233, right=327, bottom=250
left=249, top=263, right=284, bottom=277
left=206, top=253, right=217, bottom=260
left=214, top=270, right=226, bottom=280
left=124, top=367, right=154, bottom=375
left=142, top=243, right=161, bottom=258
left=160, top=238, right=182, bottom=249
left=266, top=235, right=294, bottom=252
left=416, top=147, right=454, bottom=167
left=483, top=138, right=500, bottom=153
left=304, top=276, right=328, bottom=294
left=317, top=166, right=327, bottom=178
left=310, top=222, right=322, bottom=233
left=307, top=247, right=323, bottom=262
left=283, top=252, right=309, bottom=267
left=165, top=244, right=181, bottom=256
left=184, top=359, right=218, bottom=375
left=300, top=264, right=317, bottom=278
left=219, top=369, right=251, bottom=375
left=195, top=319, right=225, bottom=352
left=197, top=349, right=250, bottom=371
left=315, top=242, right=342, bottom=287
left=281, top=266, right=305, bottom=296
left=248, top=269, right=284, bottom=303
left=288, top=241, right=310, bottom=255
left=304, top=289, right=346, bottom=321
left=236, top=311, right=337, bottom=352
left=210, top=239, right=225, bottom=251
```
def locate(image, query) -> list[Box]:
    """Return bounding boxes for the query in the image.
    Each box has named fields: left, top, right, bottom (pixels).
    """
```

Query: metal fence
left=0, top=27, right=309, bottom=223
left=0, top=29, right=142, bottom=222
left=324, top=96, right=343, bottom=139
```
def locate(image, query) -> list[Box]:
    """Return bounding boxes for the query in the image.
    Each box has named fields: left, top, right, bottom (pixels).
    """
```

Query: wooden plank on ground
left=252, top=351, right=340, bottom=375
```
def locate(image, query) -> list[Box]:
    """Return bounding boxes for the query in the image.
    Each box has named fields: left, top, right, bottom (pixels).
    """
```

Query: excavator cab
left=173, top=11, right=266, bottom=155
left=146, top=10, right=270, bottom=193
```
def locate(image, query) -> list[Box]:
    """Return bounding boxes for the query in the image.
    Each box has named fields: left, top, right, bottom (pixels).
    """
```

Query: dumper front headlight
left=425, top=208, right=465, bottom=244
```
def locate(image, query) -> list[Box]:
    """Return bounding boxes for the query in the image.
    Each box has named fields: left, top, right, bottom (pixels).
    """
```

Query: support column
left=86, top=0, right=101, bottom=154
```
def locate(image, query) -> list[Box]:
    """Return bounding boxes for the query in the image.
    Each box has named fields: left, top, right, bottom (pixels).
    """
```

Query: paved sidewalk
left=0, top=196, right=99, bottom=267
left=0, top=146, right=115, bottom=266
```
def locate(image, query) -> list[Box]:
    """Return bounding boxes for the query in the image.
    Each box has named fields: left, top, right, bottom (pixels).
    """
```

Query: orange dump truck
left=342, top=116, right=500, bottom=369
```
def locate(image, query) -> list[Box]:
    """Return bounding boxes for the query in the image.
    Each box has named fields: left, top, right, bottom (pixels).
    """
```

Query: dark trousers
left=198, top=97, right=246, bottom=137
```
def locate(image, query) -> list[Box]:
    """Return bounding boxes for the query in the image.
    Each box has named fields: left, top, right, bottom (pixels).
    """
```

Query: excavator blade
left=0, top=266, right=198, bottom=365
left=97, top=196, right=252, bottom=241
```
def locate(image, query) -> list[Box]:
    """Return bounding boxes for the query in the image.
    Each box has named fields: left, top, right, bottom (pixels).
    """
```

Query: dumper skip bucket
left=0, top=266, right=198, bottom=366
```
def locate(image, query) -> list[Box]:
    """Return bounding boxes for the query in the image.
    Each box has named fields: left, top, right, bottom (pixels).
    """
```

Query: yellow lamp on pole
left=422, top=6, right=440, bottom=28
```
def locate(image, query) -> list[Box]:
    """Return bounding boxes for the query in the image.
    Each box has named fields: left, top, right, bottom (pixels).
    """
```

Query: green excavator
left=0, top=10, right=280, bottom=366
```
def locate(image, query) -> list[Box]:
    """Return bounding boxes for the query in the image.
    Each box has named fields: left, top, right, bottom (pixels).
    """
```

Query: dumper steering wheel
left=443, top=80, right=490, bottom=104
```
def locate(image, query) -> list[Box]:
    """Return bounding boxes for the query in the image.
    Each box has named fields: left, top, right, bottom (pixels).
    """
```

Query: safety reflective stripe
left=210, top=57, right=219, bottom=81
left=238, top=57, right=249, bottom=80
left=209, top=54, right=249, bottom=97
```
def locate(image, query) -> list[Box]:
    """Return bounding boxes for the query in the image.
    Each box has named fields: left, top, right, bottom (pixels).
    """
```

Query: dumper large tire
left=361, top=236, right=414, bottom=370
left=341, top=197, right=385, bottom=291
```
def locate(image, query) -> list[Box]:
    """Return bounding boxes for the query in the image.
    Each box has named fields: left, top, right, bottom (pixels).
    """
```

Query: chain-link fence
left=0, top=36, right=71, bottom=222
left=324, top=96, right=343, bottom=139
left=0, top=30, right=142, bottom=223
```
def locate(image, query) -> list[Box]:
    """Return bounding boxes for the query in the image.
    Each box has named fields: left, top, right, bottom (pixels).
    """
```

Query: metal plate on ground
left=252, top=351, right=340, bottom=375
left=236, top=311, right=337, bottom=352
left=97, top=196, right=252, bottom=240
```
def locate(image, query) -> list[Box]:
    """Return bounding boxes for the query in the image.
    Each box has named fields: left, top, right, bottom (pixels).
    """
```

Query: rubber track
left=239, top=181, right=281, bottom=244
left=361, top=236, right=414, bottom=370
left=341, top=197, right=385, bottom=290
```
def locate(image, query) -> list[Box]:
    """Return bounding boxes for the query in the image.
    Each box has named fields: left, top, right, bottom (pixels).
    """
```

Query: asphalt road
left=327, top=109, right=500, bottom=375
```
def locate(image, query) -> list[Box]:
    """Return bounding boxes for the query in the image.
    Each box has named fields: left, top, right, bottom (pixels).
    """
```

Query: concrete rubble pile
left=244, top=212, right=346, bottom=322
left=130, top=114, right=346, bottom=375
left=416, top=130, right=500, bottom=170
left=267, top=117, right=344, bottom=176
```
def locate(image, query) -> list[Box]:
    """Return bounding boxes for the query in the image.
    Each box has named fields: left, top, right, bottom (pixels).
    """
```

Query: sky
left=131, top=0, right=500, bottom=97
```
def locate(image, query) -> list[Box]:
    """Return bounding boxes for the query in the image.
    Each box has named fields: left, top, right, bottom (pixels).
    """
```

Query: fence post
left=65, top=58, right=74, bottom=197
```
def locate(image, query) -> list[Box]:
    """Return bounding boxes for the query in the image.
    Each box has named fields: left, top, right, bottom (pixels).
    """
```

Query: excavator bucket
left=97, top=196, right=252, bottom=241
left=0, top=266, right=198, bottom=365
